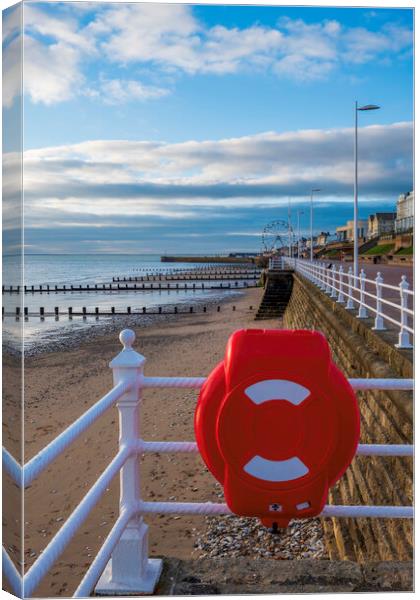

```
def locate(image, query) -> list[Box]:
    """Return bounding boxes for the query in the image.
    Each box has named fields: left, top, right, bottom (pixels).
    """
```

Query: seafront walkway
left=327, top=259, right=413, bottom=287
left=280, top=257, right=413, bottom=348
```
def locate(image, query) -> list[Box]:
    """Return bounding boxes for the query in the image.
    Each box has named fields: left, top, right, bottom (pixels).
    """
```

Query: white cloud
left=94, top=6, right=412, bottom=81
left=2, top=34, right=22, bottom=109
left=4, top=121, right=411, bottom=253
left=7, top=121, right=410, bottom=235
left=2, top=4, right=413, bottom=107
left=342, top=23, right=413, bottom=64
left=94, top=4, right=201, bottom=70
left=98, top=78, right=170, bottom=104
left=24, top=4, right=96, bottom=53
left=2, top=3, right=22, bottom=43
left=23, top=37, right=84, bottom=105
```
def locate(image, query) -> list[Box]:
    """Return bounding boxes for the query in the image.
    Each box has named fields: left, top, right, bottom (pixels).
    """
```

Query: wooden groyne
left=161, top=256, right=256, bottom=264
left=5, top=304, right=252, bottom=318
left=3, top=281, right=256, bottom=294
left=111, top=273, right=260, bottom=282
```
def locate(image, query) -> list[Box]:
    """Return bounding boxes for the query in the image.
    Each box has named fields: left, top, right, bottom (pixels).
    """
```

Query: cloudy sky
left=2, top=1, right=414, bottom=254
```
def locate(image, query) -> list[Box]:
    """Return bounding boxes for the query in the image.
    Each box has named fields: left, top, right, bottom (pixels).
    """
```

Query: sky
left=2, top=1, right=414, bottom=254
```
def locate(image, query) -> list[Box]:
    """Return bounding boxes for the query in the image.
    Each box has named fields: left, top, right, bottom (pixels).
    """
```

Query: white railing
left=282, top=258, right=413, bottom=349
left=2, top=329, right=414, bottom=597
left=268, top=256, right=284, bottom=270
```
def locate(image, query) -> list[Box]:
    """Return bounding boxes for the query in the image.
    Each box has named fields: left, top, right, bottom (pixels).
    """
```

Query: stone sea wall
left=283, top=272, right=413, bottom=562
left=156, top=558, right=413, bottom=594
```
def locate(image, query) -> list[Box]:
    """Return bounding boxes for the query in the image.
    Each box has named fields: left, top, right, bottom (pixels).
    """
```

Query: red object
left=194, top=329, right=360, bottom=529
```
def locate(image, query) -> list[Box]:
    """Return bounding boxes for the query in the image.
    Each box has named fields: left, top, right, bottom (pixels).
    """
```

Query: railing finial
left=110, top=329, right=144, bottom=369
left=120, top=328, right=135, bottom=349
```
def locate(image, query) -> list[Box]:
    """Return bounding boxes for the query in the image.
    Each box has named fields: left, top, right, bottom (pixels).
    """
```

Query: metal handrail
left=284, top=258, right=413, bottom=348
left=3, top=380, right=130, bottom=486
left=23, top=446, right=131, bottom=598
left=136, top=500, right=413, bottom=520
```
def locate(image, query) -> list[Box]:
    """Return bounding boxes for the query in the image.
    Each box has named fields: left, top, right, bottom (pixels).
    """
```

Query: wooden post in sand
left=95, top=330, right=162, bottom=594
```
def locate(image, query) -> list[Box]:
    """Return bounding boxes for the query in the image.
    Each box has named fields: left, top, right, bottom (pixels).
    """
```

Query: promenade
left=316, top=259, right=413, bottom=337
left=327, top=259, right=413, bottom=286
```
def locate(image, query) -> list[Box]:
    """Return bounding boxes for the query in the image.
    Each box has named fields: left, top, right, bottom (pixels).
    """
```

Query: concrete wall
left=283, top=273, right=413, bottom=562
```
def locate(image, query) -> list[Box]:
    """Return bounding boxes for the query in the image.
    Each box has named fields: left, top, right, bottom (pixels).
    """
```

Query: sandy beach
left=10, top=286, right=293, bottom=596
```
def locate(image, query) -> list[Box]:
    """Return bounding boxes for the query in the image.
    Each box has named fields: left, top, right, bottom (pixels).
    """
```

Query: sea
left=2, top=254, right=251, bottom=351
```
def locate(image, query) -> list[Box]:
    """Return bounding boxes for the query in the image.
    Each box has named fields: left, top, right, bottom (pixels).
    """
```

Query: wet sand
left=13, top=286, right=285, bottom=596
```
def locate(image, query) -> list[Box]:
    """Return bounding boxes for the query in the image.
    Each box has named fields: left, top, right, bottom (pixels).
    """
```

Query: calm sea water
left=2, top=254, right=247, bottom=350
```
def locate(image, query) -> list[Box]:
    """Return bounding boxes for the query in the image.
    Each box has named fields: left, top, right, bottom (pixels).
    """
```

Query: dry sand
left=8, top=286, right=285, bottom=597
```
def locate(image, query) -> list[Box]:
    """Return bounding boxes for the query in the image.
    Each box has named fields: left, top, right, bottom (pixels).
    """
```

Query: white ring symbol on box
left=243, top=455, right=309, bottom=482
left=245, top=380, right=310, bottom=406
left=243, top=380, right=311, bottom=482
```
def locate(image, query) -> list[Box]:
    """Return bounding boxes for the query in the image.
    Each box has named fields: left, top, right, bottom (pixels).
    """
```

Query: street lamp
left=297, top=210, right=304, bottom=259
left=310, top=188, right=321, bottom=262
left=354, top=102, right=380, bottom=278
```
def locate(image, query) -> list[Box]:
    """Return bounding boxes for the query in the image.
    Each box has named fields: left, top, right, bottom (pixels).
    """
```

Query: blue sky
left=2, top=1, right=414, bottom=254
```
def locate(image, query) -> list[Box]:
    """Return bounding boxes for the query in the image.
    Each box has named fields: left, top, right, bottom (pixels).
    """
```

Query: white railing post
left=395, top=276, right=413, bottom=349
left=324, top=263, right=330, bottom=294
left=337, top=266, right=345, bottom=303
left=357, top=269, right=368, bottom=318
left=308, top=261, right=314, bottom=283
left=96, top=329, right=162, bottom=594
left=346, top=266, right=355, bottom=309
left=318, top=263, right=324, bottom=290
left=327, top=263, right=333, bottom=295
left=330, top=265, right=337, bottom=298
left=372, top=272, right=385, bottom=331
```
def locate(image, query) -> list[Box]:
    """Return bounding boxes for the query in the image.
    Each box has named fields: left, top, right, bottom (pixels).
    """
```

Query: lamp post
left=310, top=188, right=321, bottom=262
left=354, top=102, right=380, bottom=278
left=297, top=210, right=304, bottom=259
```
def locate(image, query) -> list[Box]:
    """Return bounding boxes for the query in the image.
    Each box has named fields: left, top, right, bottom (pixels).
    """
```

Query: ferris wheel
left=261, top=220, right=294, bottom=253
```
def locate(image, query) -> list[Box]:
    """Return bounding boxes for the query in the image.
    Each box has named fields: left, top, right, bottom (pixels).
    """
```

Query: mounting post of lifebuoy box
left=95, top=330, right=162, bottom=595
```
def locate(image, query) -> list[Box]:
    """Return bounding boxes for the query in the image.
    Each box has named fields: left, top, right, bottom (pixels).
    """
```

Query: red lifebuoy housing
left=194, top=329, right=360, bottom=529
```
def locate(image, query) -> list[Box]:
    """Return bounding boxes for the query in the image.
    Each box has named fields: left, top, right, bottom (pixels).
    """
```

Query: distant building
left=395, top=191, right=414, bottom=233
left=317, top=232, right=329, bottom=246
left=305, top=236, right=317, bottom=249
left=367, top=212, right=396, bottom=239
left=336, top=220, right=368, bottom=242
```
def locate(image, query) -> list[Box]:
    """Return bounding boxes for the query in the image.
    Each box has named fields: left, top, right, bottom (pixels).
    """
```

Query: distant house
left=317, top=232, right=329, bottom=246
left=336, top=220, right=368, bottom=242
left=367, top=213, right=396, bottom=238
left=395, top=191, right=414, bottom=233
